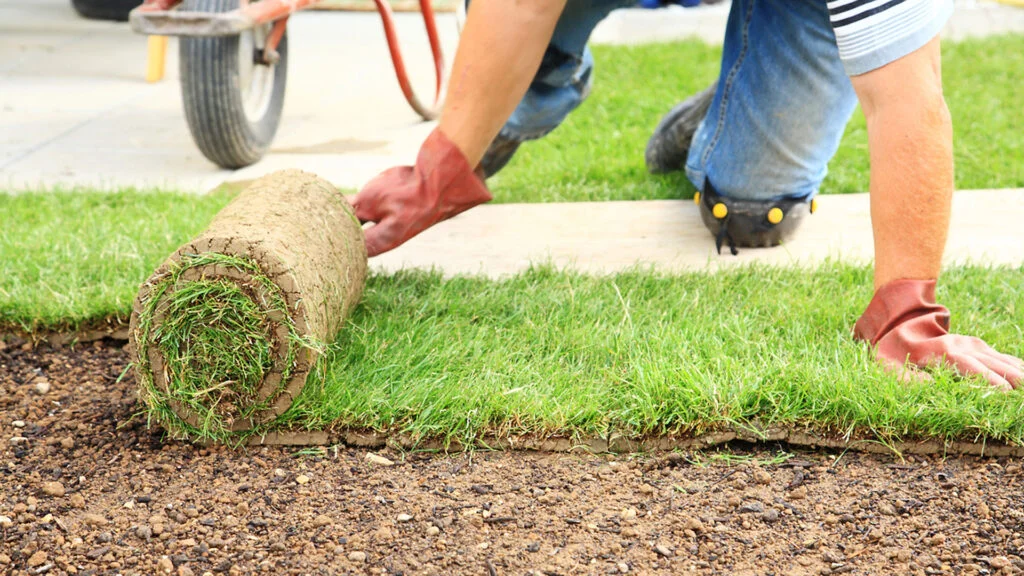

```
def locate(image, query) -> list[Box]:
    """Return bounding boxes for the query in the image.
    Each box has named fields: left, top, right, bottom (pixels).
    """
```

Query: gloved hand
left=854, top=279, right=1024, bottom=390
left=350, top=128, right=493, bottom=257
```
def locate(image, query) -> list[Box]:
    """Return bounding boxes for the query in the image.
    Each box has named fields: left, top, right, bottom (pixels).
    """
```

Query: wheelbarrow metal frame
left=129, top=0, right=446, bottom=120
left=129, top=0, right=319, bottom=36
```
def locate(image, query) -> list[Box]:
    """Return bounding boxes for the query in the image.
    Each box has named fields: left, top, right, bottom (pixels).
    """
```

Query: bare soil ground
left=2, top=341, right=1024, bottom=576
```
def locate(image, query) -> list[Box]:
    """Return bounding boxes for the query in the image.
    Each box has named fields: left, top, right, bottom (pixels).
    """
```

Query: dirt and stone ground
left=3, top=339, right=1024, bottom=576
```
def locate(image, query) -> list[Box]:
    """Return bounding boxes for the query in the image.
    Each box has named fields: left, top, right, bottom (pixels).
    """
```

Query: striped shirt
left=827, top=0, right=954, bottom=76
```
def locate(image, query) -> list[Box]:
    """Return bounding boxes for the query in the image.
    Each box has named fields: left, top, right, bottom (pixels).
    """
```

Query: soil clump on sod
left=3, top=341, right=1024, bottom=575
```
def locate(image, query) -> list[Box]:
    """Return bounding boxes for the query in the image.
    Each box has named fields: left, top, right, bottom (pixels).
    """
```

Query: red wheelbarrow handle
left=373, top=0, right=446, bottom=121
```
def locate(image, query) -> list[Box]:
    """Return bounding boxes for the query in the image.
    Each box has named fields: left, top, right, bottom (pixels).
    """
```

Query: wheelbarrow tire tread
left=71, top=0, right=139, bottom=22
left=180, top=0, right=287, bottom=169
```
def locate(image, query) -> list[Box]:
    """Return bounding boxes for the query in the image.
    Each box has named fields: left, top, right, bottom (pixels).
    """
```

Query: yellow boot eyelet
left=767, top=207, right=784, bottom=225
left=712, top=203, right=728, bottom=219
left=694, top=192, right=701, bottom=205
left=810, top=198, right=818, bottom=214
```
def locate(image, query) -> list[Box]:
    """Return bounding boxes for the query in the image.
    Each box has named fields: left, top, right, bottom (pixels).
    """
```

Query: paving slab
left=372, top=189, right=1024, bottom=277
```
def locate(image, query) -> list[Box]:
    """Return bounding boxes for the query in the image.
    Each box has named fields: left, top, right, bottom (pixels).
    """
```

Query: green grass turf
left=3, top=194, right=1024, bottom=447
left=2, top=35, right=1023, bottom=446
left=489, top=34, right=1024, bottom=202
left=6, top=191, right=1023, bottom=448
left=282, top=264, right=1024, bottom=446
left=0, top=190, right=233, bottom=333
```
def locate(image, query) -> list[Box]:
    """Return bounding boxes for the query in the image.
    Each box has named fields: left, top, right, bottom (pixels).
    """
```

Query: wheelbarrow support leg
left=262, top=17, right=288, bottom=64
left=146, top=34, right=169, bottom=82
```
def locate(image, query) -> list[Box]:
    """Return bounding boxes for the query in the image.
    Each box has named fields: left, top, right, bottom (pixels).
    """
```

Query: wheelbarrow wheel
left=71, top=0, right=140, bottom=21
left=180, top=0, right=287, bottom=169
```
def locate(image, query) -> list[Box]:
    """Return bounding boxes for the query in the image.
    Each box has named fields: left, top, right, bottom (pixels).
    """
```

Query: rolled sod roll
left=129, top=169, right=367, bottom=441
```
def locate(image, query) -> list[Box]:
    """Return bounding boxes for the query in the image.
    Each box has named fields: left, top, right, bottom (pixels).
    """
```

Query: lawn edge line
left=1, top=324, right=128, bottom=347
left=241, top=426, right=1024, bottom=458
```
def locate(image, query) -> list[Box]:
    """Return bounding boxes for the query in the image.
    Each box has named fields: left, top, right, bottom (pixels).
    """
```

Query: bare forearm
left=851, top=36, right=953, bottom=289
left=864, top=96, right=953, bottom=288
left=439, top=0, right=567, bottom=168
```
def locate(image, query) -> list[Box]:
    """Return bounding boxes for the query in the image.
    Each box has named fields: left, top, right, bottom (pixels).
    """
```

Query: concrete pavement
left=0, top=0, right=457, bottom=192
left=3, top=0, right=1023, bottom=193
left=371, top=189, right=1024, bottom=277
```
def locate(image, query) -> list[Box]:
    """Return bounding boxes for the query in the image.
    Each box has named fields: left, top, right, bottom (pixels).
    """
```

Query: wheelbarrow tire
left=71, top=0, right=140, bottom=21
left=180, top=0, right=288, bottom=169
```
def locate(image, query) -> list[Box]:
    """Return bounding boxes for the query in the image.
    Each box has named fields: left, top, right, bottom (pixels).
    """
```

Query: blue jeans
left=501, top=0, right=859, bottom=202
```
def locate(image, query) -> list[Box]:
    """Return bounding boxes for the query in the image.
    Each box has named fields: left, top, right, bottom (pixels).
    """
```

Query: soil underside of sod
left=3, top=342, right=1024, bottom=576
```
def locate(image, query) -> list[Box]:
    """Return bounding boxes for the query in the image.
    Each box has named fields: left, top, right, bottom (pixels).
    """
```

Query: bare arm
left=439, top=0, right=568, bottom=168
left=350, top=0, right=567, bottom=256
left=849, top=36, right=953, bottom=289
left=848, top=37, right=1024, bottom=389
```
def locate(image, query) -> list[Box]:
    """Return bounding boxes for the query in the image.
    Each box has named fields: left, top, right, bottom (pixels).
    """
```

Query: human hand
left=349, top=129, right=492, bottom=257
left=854, top=279, right=1024, bottom=390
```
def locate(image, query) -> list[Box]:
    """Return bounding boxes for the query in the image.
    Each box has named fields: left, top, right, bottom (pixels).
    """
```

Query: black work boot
left=479, top=134, right=522, bottom=179
left=480, top=42, right=595, bottom=178
left=645, top=83, right=716, bottom=174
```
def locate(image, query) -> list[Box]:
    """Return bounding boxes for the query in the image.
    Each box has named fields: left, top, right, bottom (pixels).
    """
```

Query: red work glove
left=854, top=279, right=1024, bottom=390
left=350, top=128, right=492, bottom=257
